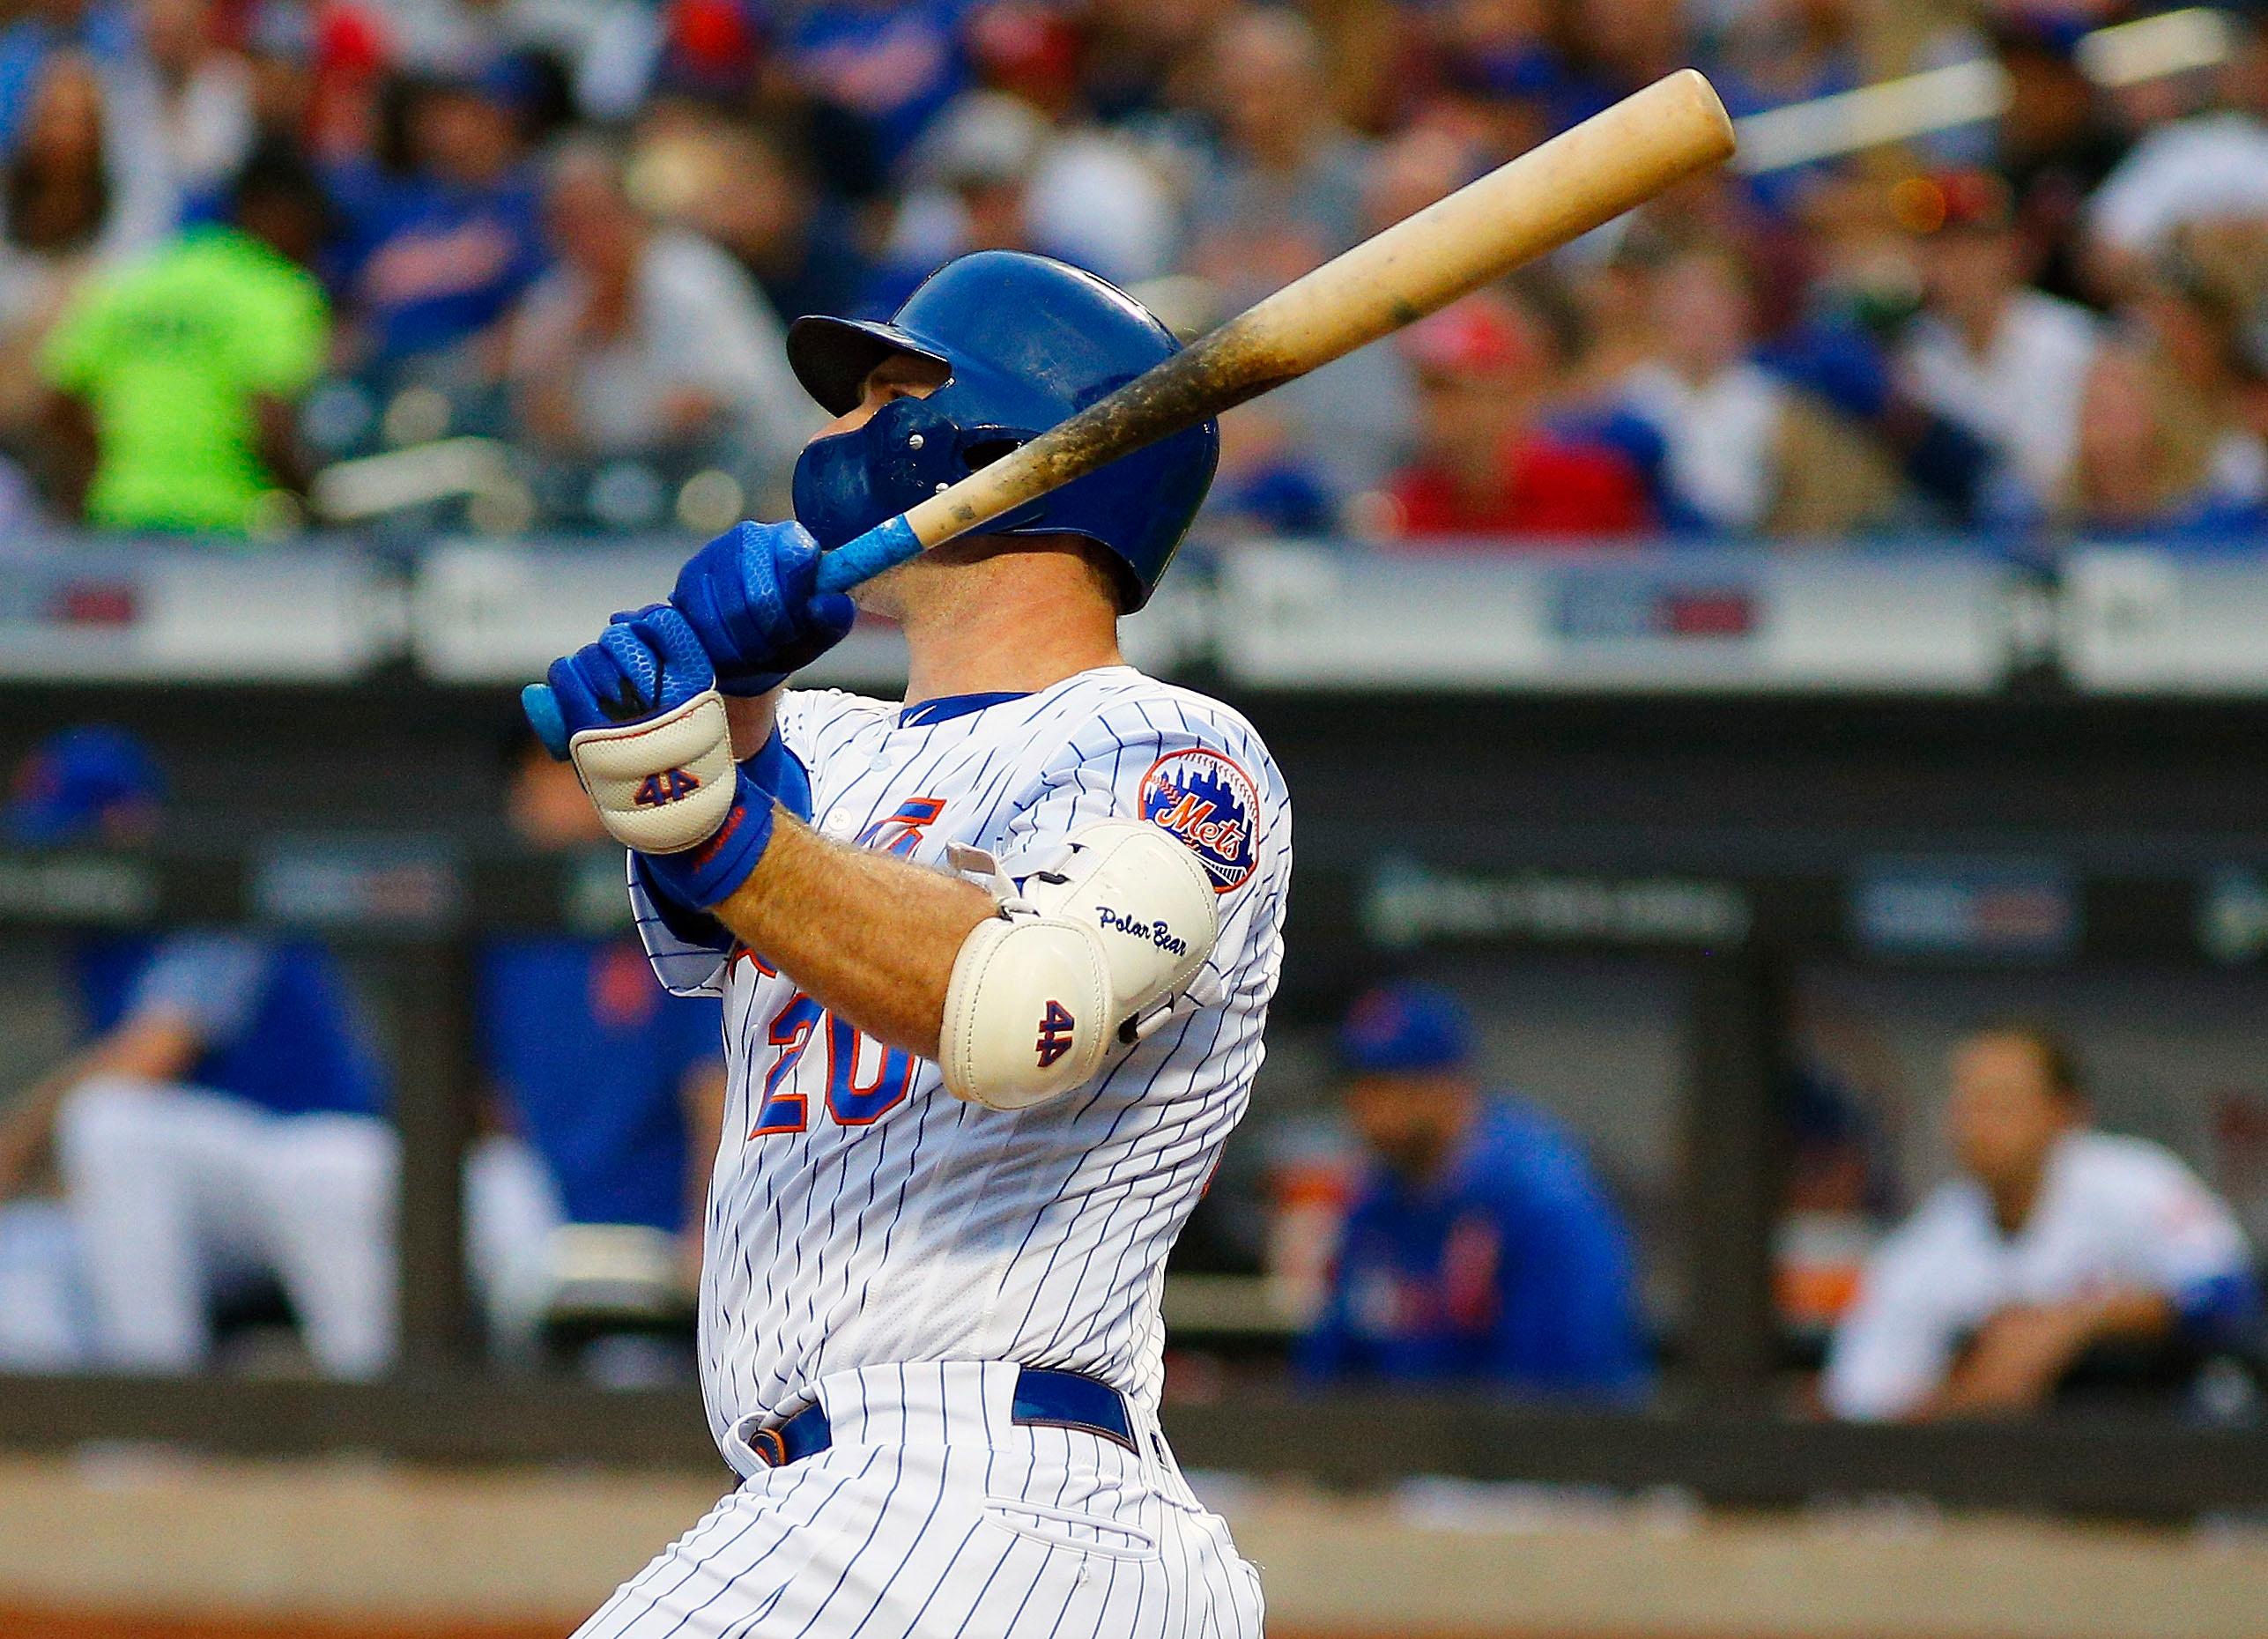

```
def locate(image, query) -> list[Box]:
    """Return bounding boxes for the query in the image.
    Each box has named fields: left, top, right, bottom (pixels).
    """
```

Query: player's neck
left=1985, top=1152, right=2053, bottom=1235
left=898, top=560, right=1125, bottom=707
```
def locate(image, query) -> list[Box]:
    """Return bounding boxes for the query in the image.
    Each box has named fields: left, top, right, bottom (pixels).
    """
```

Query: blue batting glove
left=538, top=604, right=777, bottom=909
left=545, top=603, right=715, bottom=734
left=671, top=519, right=857, bottom=696
left=637, top=771, right=777, bottom=911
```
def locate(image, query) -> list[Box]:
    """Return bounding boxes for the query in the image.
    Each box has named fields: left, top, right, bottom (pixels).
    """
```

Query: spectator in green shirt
left=40, top=142, right=330, bottom=535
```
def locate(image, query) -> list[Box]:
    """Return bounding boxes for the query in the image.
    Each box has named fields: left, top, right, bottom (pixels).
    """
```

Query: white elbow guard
left=940, top=820, right=1219, bottom=1110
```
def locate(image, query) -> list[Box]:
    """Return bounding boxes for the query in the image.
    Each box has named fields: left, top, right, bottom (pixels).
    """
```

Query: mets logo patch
left=1139, top=748, right=1259, bottom=893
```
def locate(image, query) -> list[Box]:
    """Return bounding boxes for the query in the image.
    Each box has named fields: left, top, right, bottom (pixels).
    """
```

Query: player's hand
left=540, top=604, right=775, bottom=908
left=671, top=519, right=856, bottom=697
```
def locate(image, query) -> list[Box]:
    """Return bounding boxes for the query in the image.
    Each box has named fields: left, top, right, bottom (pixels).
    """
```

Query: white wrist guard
left=568, top=687, right=738, bottom=854
left=940, top=820, right=1220, bottom=1110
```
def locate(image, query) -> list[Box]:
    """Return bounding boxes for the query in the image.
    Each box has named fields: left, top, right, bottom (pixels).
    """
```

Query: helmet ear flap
left=792, top=394, right=966, bottom=551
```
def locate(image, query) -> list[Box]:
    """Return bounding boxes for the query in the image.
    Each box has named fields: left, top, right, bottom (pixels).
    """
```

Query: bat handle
left=523, top=681, right=571, bottom=761
left=814, top=515, right=922, bottom=595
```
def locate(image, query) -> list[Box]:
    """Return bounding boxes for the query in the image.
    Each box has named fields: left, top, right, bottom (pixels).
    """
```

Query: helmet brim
left=786, top=315, right=952, bottom=417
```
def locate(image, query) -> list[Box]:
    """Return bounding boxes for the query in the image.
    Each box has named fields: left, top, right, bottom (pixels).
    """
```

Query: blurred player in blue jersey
left=484, top=731, right=725, bottom=1353
left=1301, top=982, right=1649, bottom=1398
left=0, top=725, right=398, bottom=1376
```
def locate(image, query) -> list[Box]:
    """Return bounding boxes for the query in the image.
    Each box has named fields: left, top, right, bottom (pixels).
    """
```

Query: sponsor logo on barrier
left=1849, top=857, right=2076, bottom=960
left=1553, top=572, right=1760, bottom=642
left=1363, top=857, right=1752, bottom=950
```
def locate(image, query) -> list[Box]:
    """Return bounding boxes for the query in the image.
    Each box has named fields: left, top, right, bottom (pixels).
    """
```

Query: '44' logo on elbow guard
left=634, top=768, right=702, bottom=807
left=1035, top=1000, right=1078, bottom=1068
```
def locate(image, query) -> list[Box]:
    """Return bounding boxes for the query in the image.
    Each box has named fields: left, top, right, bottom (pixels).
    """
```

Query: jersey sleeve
left=668, top=990, right=729, bottom=1085
left=1820, top=1196, right=1968, bottom=1421
left=987, top=689, right=1291, bottom=1002
left=237, top=269, right=329, bottom=397
left=1490, top=1161, right=1649, bottom=1397
left=2112, top=1142, right=2256, bottom=1307
left=772, top=686, right=894, bottom=771
left=629, top=854, right=735, bottom=998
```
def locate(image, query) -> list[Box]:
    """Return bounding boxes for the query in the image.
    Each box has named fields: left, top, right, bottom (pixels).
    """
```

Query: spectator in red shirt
left=1380, top=288, right=1650, bottom=544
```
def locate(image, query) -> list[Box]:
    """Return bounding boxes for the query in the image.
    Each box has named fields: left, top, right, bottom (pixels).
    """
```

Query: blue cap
left=5, top=725, right=163, bottom=847
left=1338, top=983, right=1474, bottom=1075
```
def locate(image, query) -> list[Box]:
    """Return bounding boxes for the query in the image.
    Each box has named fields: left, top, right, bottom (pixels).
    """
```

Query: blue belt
left=747, top=1367, right=1136, bottom=1467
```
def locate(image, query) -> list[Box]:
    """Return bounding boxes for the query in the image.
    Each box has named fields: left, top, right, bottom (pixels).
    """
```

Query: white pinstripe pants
left=575, top=1362, right=1265, bottom=1639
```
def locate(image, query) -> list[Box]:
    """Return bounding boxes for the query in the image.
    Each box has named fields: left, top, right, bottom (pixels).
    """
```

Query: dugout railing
left=6, top=665, right=2268, bottom=1517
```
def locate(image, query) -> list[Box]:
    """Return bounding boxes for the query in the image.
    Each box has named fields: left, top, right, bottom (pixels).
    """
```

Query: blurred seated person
left=0, top=15, right=175, bottom=248
left=327, top=59, right=545, bottom=385
left=508, top=138, right=812, bottom=492
left=0, top=726, right=396, bottom=1377
left=1617, top=239, right=1903, bottom=537
left=777, top=0, right=976, bottom=175
left=39, top=141, right=328, bottom=534
left=2080, top=6, right=2268, bottom=299
left=1898, top=169, right=2101, bottom=525
left=1823, top=1023, right=2261, bottom=1421
left=0, top=51, right=172, bottom=464
left=1299, top=983, right=1649, bottom=1398
left=1203, top=402, right=1339, bottom=540
left=2059, top=342, right=2268, bottom=536
left=1375, top=290, right=1650, bottom=543
left=864, top=91, right=1175, bottom=315
left=145, top=0, right=256, bottom=204
left=485, top=730, right=725, bottom=1350
left=657, top=119, right=871, bottom=329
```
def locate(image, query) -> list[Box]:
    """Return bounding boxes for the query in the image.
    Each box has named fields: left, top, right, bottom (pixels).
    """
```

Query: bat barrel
left=1223, top=68, right=1732, bottom=377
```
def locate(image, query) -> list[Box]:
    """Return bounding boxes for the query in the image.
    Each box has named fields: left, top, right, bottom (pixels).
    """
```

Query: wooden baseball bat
left=812, top=68, right=1735, bottom=593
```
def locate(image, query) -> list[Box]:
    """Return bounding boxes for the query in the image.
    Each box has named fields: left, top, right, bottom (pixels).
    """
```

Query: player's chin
left=847, top=560, right=910, bottom=620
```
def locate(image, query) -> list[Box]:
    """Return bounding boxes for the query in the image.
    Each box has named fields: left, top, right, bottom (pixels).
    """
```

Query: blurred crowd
left=0, top=0, right=2264, bottom=549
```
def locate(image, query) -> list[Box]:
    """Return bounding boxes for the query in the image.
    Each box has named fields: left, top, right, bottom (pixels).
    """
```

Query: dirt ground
left=3, top=1453, right=2265, bottom=1639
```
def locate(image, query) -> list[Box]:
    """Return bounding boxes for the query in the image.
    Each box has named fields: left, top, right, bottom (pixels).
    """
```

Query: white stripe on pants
left=576, top=1361, right=1265, bottom=1639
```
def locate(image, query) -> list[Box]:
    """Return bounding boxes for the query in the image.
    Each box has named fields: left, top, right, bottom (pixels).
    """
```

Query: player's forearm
left=708, top=813, right=993, bottom=1059
left=0, top=1017, right=199, bottom=1197
left=2072, top=1286, right=2176, bottom=1343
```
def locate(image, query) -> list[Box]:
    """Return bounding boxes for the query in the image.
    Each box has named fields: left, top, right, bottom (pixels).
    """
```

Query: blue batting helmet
left=786, top=251, right=1220, bottom=610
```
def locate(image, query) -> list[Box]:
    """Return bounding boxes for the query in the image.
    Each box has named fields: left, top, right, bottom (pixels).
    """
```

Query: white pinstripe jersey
left=630, top=665, right=1292, bottom=1450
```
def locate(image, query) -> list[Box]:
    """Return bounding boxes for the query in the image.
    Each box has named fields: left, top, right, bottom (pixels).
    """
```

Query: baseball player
left=1823, top=1023, right=2259, bottom=1420
left=536, top=251, right=1286, bottom=1637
